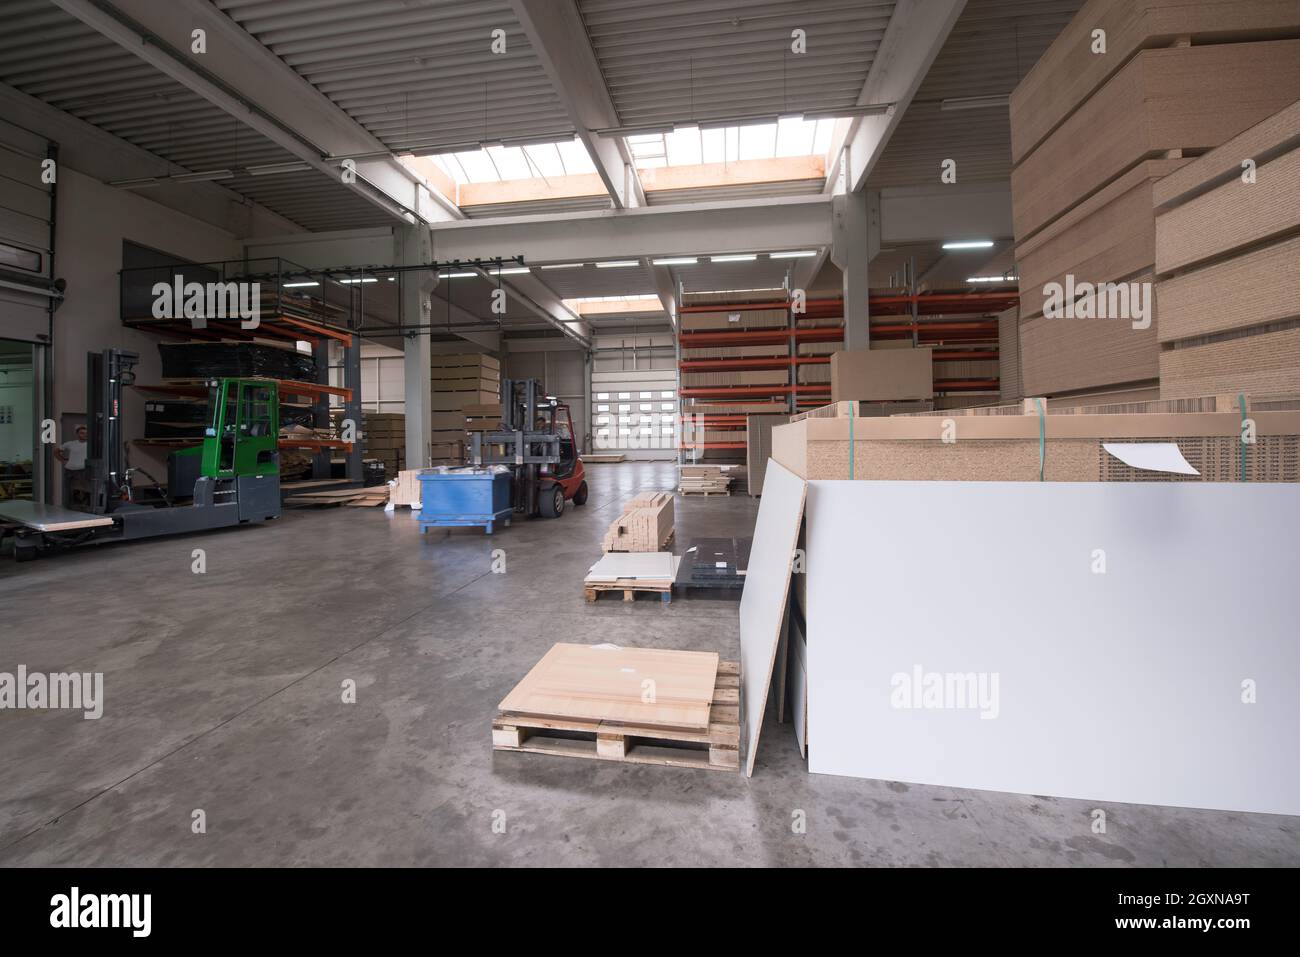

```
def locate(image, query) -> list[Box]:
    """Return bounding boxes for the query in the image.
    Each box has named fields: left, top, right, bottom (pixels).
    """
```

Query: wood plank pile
left=678, top=464, right=735, bottom=495
left=584, top=551, right=680, bottom=603
left=601, top=491, right=674, bottom=552
left=389, top=469, right=422, bottom=507
left=361, top=411, right=404, bottom=478
left=284, top=485, right=389, bottom=507
left=1009, top=0, right=1300, bottom=402
left=1152, top=100, right=1300, bottom=400
left=431, top=353, right=500, bottom=465
left=493, top=643, right=739, bottom=770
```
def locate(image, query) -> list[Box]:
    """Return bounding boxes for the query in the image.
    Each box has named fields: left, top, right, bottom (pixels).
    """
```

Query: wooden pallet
left=492, top=661, right=739, bottom=771
left=583, top=577, right=674, bottom=603
left=678, top=487, right=731, bottom=496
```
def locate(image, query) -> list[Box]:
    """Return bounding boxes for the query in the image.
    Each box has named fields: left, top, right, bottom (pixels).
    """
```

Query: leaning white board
left=738, top=460, right=806, bottom=776
left=805, top=481, right=1300, bottom=815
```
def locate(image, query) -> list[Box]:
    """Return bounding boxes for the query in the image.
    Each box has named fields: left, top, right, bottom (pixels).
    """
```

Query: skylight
left=626, top=117, right=838, bottom=169
left=432, top=138, right=598, bottom=185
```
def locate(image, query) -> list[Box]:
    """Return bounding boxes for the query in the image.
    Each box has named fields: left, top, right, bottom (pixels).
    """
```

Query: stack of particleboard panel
left=430, top=354, right=499, bottom=465
left=679, top=464, right=736, bottom=495
left=771, top=397, right=1300, bottom=483
left=361, top=412, right=404, bottom=478
left=1010, top=0, right=1300, bottom=399
left=601, top=491, right=675, bottom=552
left=997, top=306, right=1022, bottom=402
left=746, top=414, right=789, bottom=496
left=1153, top=100, right=1300, bottom=399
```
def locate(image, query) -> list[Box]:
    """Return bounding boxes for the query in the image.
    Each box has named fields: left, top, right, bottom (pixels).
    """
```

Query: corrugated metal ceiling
left=0, top=0, right=393, bottom=231
left=213, top=0, right=573, bottom=154
left=576, top=0, right=896, bottom=127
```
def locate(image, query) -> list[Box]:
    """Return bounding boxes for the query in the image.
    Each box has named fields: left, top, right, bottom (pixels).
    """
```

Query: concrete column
left=830, top=188, right=880, bottom=351
left=397, top=224, right=434, bottom=470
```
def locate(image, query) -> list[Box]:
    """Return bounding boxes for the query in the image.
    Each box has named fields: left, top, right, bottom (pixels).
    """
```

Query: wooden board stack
left=493, top=643, right=739, bottom=771
left=601, top=491, right=674, bottom=552
left=678, top=464, right=734, bottom=495
left=389, top=469, right=422, bottom=507
left=431, top=353, right=500, bottom=465
left=1009, top=0, right=1300, bottom=402
left=361, top=411, right=404, bottom=478
left=745, top=414, right=788, bottom=496
left=1152, top=100, right=1300, bottom=399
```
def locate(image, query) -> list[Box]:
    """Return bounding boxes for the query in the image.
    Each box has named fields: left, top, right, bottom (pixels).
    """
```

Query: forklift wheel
left=573, top=481, right=588, bottom=506
left=14, top=544, right=38, bottom=563
left=540, top=485, right=565, bottom=519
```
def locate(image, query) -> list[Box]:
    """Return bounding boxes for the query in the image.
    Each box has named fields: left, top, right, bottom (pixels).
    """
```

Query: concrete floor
left=1, top=461, right=1295, bottom=866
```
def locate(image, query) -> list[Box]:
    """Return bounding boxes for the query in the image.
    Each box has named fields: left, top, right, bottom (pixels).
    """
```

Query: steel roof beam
left=49, top=0, right=462, bottom=226
left=508, top=0, right=643, bottom=210
left=827, top=0, right=966, bottom=194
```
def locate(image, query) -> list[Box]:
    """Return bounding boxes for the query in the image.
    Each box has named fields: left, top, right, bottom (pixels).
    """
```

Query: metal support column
left=831, top=188, right=880, bottom=351
left=397, top=225, right=434, bottom=471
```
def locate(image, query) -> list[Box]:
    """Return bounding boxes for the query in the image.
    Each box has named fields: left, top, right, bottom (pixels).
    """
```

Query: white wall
left=52, top=167, right=243, bottom=488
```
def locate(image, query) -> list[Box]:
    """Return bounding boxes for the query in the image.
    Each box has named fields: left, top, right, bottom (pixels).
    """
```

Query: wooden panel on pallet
left=1010, top=0, right=1300, bottom=165
left=1015, top=159, right=1189, bottom=319
left=498, top=642, right=719, bottom=731
left=1155, top=145, right=1300, bottom=274
left=745, top=414, right=789, bottom=497
left=1019, top=273, right=1160, bottom=396
left=1160, top=326, right=1300, bottom=399
left=1012, top=40, right=1300, bottom=241
left=1157, top=234, right=1300, bottom=343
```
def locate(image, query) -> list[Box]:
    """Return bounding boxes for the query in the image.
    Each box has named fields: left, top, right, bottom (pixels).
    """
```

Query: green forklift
left=0, top=349, right=281, bottom=560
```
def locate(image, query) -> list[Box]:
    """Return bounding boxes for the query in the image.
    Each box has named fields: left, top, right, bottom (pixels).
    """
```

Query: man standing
left=55, top=424, right=88, bottom=507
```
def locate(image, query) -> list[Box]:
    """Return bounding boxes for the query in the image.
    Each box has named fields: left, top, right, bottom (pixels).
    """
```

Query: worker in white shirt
left=54, top=424, right=88, bottom=507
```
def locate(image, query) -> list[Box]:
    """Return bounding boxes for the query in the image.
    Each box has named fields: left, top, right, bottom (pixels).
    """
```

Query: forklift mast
left=85, top=349, right=139, bottom=514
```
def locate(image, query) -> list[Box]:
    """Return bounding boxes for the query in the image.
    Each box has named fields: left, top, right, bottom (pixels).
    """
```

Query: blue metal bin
left=417, top=470, right=513, bottom=535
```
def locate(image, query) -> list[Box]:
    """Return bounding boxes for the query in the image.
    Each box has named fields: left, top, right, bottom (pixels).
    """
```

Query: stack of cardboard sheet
left=601, top=491, right=674, bottom=552
left=1152, top=100, right=1300, bottom=399
left=361, top=412, right=404, bottom=478
left=678, top=464, right=735, bottom=495
left=1009, top=0, right=1300, bottom=401
left=492, top=643, right=739, bottom=770
left=431, top=353, right=500, bottom=465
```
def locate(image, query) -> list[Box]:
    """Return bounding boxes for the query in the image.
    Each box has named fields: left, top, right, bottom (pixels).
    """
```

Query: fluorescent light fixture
left=282, top=281, right=320, bottom=288
left=541, top=263, right=584, bottom=270
left=108, top=177, right=161, bottom=189
left=172, top=169, right=234, bottom=183
left=596, top=260, right=640, bottom=268
left=699, top=114, right=778, bottom=131
left=340, top=277, right=379, bottom=284
left=652, top=257, right=697, bottom=266
left=709, top=254, right=758, bottom=263
left=803, top=103, right=894, bottom=122
left=245, top=161, right=312, bottom=176
left=943, top=240, right=995, bottom=250
left=967, top=275, right=1018, bottom=283
left=593, top=124, right=674, bottom=139
left=439, top=271, right=477, bottom=279
left=769, top=250, right=817, bottom=259
left=941, top=95, right=1010, bottom=112
left=485, top=267, right=531, bottom=276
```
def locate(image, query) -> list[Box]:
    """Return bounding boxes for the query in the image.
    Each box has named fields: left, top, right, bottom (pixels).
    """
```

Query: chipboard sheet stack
left=1152, top=100, right=1300, bottom=399
left=1009, top=0, right=1300, bottom=401
left=601, top=492, right=675, bottom=552
left=430, top=353, right=500, bottom=466
left=361, top=412, right=404, bottom=478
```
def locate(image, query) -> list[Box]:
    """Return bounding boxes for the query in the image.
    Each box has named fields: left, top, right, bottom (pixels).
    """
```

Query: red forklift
left=468, top=378, right=588, bottom=518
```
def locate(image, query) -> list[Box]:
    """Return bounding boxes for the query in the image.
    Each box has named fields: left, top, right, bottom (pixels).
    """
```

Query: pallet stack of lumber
left=601, top=491, right=674, bottom=552
left=1152, top=100, right=1300, bottom=399
left=431, top=354, right=500, bottom=465
left=1009, top=0, right=1300, bottom=401
left=678, top=464, right=735, bottom=495
left=772, top=397, right=1300, bottom=483
left=389, top=469, right=422, bottom=507
left=492, top=643, right=738, bottom=770
left=583, top=552, right=682, bottom=604
left=361, top=412, right=404, bottom=478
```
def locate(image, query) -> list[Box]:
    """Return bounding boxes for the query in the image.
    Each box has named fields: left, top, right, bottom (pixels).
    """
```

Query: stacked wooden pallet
left=361, top=411, right=404, bottom=478
left=678, top=464, right=735, bottom=495
left=492, top=643, right=739, bottom=771
left=584, top=552, right=681, bottom=603
left=431, top=353, right=500, bottom=465
left=1152, top=100, right=1300, bottom=399
left=1009, top=0, right=1300, bottom=401
left=601, top=491, right=675, bottom=552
